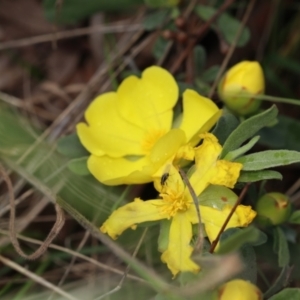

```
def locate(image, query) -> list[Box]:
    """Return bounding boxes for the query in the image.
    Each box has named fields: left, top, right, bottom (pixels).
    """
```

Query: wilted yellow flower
left=217, top=279, right=262, bottom=300
left=100, top=133, right=256, bottom=276
left=218, top=61, right=264, bottom=115
left=77, top=66, right=221, bottom=185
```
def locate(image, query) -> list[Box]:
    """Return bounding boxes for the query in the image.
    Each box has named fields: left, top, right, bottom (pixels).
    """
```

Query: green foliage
left=268, top=288, right=300, bottom=300
left=153, top=36, right=169, bottom=60
left=236, top=150, right=300, bottom=171
left=194, top=5, right=250, bottom=47
left=238, top=170, right=282, bottom=183
left=67, top=157, right=90, bottom=175
left=145, top=0, right=179, bottom=8
left=43, top=0, right=144, bottom=24
left=198, top=185, right=237, bottom=209
left=217, top=227, right=266, bottom=255
left=259, top=114, right=300, bottom=151
left=273, top=227, right=290, bottom=267
left=264, top=267, right=292, bottom=299
left=193, top=46, right=206, bottom=76
left=212, top=110, right=239, bottom=145
left=289, top=211, right=300, bottom=224
left=224, top=135, right=260, bottom=161
left=57, top=133, right=89, bottom=159
left=143, top=9, right=170, bottom=30
left=221, top=105, right=278, bottom=158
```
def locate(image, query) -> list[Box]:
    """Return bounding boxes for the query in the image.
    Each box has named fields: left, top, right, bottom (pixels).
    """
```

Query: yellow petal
left=77, top=92, right=145, bottom=157
left=161, top=212, right=200, bottom=277
left=189, top=133, right=242, bottom=195
left=199, top=205, right=256, bottom=244
left=88, top=155, right=154, bottom=185
left=209, top=160, right=243, bottom=188
left=179, top=90, right=221, bottom=144
left=218, top=279, right=263, bottom=300
left=100, top=198, right=168, bottom=239
left=117, top=66, right=178, bottom=131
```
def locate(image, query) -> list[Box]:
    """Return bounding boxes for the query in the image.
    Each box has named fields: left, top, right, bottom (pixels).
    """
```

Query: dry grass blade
left=0, top=254, right=80, bottom=300
left=0, top=164, right=65, bottom=260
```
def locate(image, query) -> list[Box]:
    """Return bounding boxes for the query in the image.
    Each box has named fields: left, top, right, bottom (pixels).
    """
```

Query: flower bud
left=215, top=279, right=262, bottom=300
left=218, top=61, right=264, bottom=115
left=255, top=192, right=291, bottom=227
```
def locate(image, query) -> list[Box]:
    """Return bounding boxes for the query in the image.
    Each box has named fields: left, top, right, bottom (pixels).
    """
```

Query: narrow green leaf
left=273, top=227, right=290, bottom=267
left=195, top=5, right=250, bottom=47
left=193, top=46, right=206, bottom=76
left=68, top=157, right=90, bottom=176
left=236, top=150, right=300, bottom=171
left=143, top=9, right=170, bottom=30
left=238, top=170, right=282, bottom=183
left=57, top=133, right=89, bottom=159
left=217, top=227, right=261, bottom=255
left=264, top=267, right=292, bottom=299
left=289, top=211, right=300, bottom=224
left=268, top=288, right=300, bottom=300
left=145, top=0, right=180, bottom=8
left=221, top=105, right=278, bottom=158
left=153, top=36, right=169, bottom=60
left=43, top=0, right=144, bottom=24
left=224, top=136, right=260, bottom=161
left=212, top=110, right=240, bottom=145
left=201, top=65, right=220, bottom=83
left=237, top=245, right=257, bottom=284
left=158, top=220, right=171, bottom=253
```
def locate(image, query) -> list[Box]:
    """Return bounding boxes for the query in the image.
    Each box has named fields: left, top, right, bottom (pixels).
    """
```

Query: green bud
left=255, top=192, right=291, bottom=227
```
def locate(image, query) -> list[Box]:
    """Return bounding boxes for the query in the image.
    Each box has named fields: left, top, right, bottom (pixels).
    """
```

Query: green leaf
left=68, top=157, right=90, bottom=176
left=143, top=9, right=170, bottom=30
left=212, top=110, right=240, bottom=145
left=273, top=227, right=290, bottom=267
left=238, top=170, right=282, bottom=183
left=198, top=185, right=237, bottom=209
left=145, top=0, right=179, bottom=8
left=193, top=46, right=206, bottom=76
left=264, top=267, right=293, bottom=299
left=268, top=288, right=300, bottom=300
left=43, top=0, right=144, bottom=24
left=201, top=65, right=220, bottom=83
left=224, top=136, right=260, bottom=161
left=57, top=133, right=89, bottom=159
left=152, top=36, right=169, bottom=60
left=195, top=5, right=250, bottom=47
left=259, top=114, right=300, bottom=151
left=221, top=105, right=278, bottom=158
left=237, top=245, right=257, bottom=284
left=217, top=227, right=263, bottom=255
left=236, top=150, right=300, bottom=171
left=216, top=12, right=250, bottom=47
left=289, top=211, right=300, bottom=224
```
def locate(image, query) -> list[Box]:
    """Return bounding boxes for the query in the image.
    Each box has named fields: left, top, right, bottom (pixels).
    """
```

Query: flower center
left=159, top=185, right=191, bottom=217
left=141, top=129, right=166, bottom=154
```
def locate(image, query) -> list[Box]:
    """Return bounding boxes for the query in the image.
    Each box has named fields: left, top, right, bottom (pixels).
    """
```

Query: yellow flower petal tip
left=218, top=61, right=265, bottom=115
left=217, top=279, right=263, bottom=300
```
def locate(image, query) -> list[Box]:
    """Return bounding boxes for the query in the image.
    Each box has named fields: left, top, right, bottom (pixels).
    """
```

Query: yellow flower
left=100, top=133, right=256, bottom=276
left=77, top=66, right=221, bottom=185
left=217, top=279, right=263, bottom=300
left=218, top=61, right=264, bottom=115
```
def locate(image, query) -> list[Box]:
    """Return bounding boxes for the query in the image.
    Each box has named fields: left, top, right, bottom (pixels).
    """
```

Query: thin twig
left=179, top=169, right=203, bottom=253
left=0, top=23, right=142, bottom=51
left=208, top=0, right=257, bottom=98
left=209, top=183, right=250, bottom=253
